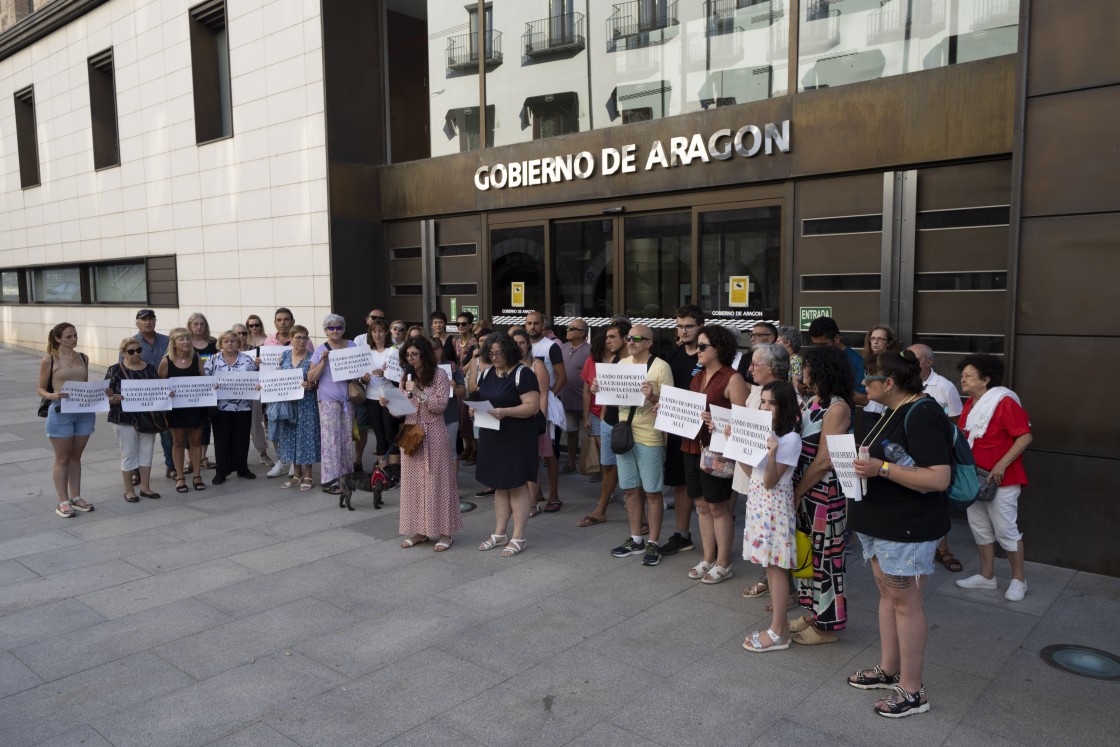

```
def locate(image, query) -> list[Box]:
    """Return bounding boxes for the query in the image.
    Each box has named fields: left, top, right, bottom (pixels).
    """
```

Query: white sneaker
left=266, top=461, right=290, bottom=478
left=1005, top=579, right=1027, bottom=601
left=955, top=573, right=998, bottom=590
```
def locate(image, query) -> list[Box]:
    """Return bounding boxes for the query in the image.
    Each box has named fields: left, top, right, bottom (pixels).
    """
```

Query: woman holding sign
left=160, top=327, right=207, bottom=493
left=358, top=319, right=401, bottom=482
left=37, top=323, right=97, bottom=517
left=105, top=337, right=161, bottom=502
left=276, top=325, right=320, bottom=490
left=849, top=351, right=952, bottom=718
left=205, top=331, right=259, bottom=485
left=308, top=314, right=364, bottom=494
left=788, top=345, right=853, bottom=644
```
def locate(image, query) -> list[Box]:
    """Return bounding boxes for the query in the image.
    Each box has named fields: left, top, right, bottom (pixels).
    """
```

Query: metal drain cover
left=1040, top=645, right=1120, bottom=681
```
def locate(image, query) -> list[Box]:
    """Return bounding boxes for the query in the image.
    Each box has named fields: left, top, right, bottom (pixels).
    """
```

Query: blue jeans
left=160, top=429, right=174, bottom=469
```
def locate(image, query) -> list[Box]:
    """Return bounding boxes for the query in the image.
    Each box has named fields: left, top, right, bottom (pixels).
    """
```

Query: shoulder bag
left=610, top=355, right=657, bottom=455
left=38, top=356, right=55, bottom=417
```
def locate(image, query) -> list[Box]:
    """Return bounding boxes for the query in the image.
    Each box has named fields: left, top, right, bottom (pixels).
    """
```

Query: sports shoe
left=1005, top=579, right=1027, bottom=602
left=611, top=537, right=645, bottom=558
left=660, top=533, right=694, bottom=556
left=641, top=541, right=661, bottom=566
left=266, top=461, right=290, bottom=478
left=259, top=450, right=274, bottom=466
left=955, top=573, right=997, bottom=590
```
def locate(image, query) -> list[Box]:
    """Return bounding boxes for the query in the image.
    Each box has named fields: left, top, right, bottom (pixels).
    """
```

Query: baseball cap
left=136, top=309, right=156, bottom=319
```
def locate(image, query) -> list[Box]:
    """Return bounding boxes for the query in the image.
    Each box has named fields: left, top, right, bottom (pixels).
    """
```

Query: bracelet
left=878, top=461, right=891, bottom=478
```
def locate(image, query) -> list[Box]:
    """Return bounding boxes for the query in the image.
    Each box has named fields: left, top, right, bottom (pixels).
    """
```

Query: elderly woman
left=850, top=350, right=952, bottom=718
left=776, top=325, right=804, bottom=394
left=106, top=337, right=161, bottom=502
left=788, top=344, right=854, bottom=644
left=473, top=331, right=541, bottom=556
left=38, top=323, right=98, bottom=517
left=205, top=330, right=258, bottom=484
left=159, top=327, right=207, bottom=493
left=276, top=326, right=320, bottom=490
left=308, top=314, right=369, bottom=493
left=187, top=312, right=218, bottom=471
left=388, top=336, right=461, bottom=550
left=955, top=354, right=1033, bottom=602
left=682, top=325, right=748, bottom=580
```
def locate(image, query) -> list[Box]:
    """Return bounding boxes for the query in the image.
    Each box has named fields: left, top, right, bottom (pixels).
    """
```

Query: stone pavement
left=0, top=344, right=1117, bottom=746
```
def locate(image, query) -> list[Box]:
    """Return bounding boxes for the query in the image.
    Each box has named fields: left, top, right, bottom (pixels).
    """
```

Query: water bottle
left=882, top=440, right=915, bottom=466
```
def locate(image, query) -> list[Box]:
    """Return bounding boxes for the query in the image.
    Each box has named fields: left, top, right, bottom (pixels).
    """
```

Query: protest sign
left=257, top=346, right=291, bottom=373
left=59, top=382, right=110, bottom=413
left=383, top=352, right=403, bottom=383
left=653, top=385, right=707, bottom=439
left=378, top=383, right=416, bottom=417
left=216, top=371, right=261, bottom=401
left=120, top=380, right=173, bottom=412
left=594, top=363, right=646, bottom=406
left=168, top=376, right=218, bottom=408
left=328, top=346, right=374, bottom=383
left=708, top=404, right=733, bottom=453
left=724, top=404, right=773, bottom=467
left=827, top=433, right=863, bottom=501
left=259, top=370, right=306, bottom=403
left=469, top=400, right=500, bottom=430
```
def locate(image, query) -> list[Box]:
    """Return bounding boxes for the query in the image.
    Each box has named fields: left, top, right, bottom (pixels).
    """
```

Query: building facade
left=1, top=0, right=1117, bottom=573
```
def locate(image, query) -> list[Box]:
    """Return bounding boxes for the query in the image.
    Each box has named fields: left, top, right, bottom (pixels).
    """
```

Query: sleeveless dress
left=475, top=364, right=540, bottom=490
left=166, top=355, right=206, bottom=429
left=793, top=396, right=849, bottom=631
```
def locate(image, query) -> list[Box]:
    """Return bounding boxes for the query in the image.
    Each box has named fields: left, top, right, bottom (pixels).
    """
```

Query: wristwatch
left=878, top=461, right=891, bottom=478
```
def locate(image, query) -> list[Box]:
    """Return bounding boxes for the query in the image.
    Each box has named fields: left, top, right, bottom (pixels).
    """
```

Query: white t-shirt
left=923, top=369, right=964, bottom=417
left=748, top=431, right=802, bottom=488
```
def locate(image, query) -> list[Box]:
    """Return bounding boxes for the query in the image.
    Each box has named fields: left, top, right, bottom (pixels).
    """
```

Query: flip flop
left=792, top=626, right=839, bottom=645
left=576, top=514, right=606, bottom=528
left=935, top=550, right=963, bottom=573
left=401, top=535, right=430, bottom=548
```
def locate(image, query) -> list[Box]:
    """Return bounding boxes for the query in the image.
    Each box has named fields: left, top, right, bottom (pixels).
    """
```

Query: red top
left=683, top=365, right=735, bottom=455
left=960, top=396, right=1031, bottom=486
left=580, top=356, right=602, bottom=419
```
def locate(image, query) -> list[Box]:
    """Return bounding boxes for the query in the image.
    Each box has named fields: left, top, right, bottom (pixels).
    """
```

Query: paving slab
left=14, top=526, right=182, bottom=576
left=0, top=559, right=151, bottom=616
left=0, top=598, right=106, bottom=652
left=0, top=529, right=82, bottom=562
left=203, top=721, right=301, bottom=747
left=194, top=557, right=351, bottom=619
left=123, top=527, right=282, bottom=575
left=227, top=526, right=376, bottom=573
left=77, top=558, right=258, bottom=619
left=0, top=652, right=43, bottom=699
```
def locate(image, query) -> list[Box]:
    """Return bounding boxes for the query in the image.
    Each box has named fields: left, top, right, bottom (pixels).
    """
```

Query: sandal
left=300, top=478, right=313, bottom=491
left=70, top=498, right=94, bottom=512
left=55, top=501, right=75, bottom=518
left=788, top=616, right=812, bottom=634
left=701, top=565, right=733, bottom=585
left=576, top=514, right=607, bottom=528
left=543, top=500, right=563, bottom=513
left=935, top=550, right=963, bottom=573
left=166, top=468, right=177, bottom=480
left=874, top=685, right=930, bottom=718
left=848, top=665, right=901, bottom=691
left=192, top=476, right=206, bottom=491
left=322, top=481, right=341, bottom=495
left=478, top=533, right=508, bottom=551
left=529, top=502, right=545, bottom=518
left=791, top=626, right=838, bottom=645
left=501, top=538, right=527, bottom=557
left=742, top=581, right=770, bottom=598
left=176, top=478, right=189, bottom=494
left=688, top=560, right=713, bottom=580
left=433, top=537, right=453, bottom=552
left=742, top=628, right=790, bottom=653
left=400, top=535, right=429, bottom=548
left=280, top=479, right=297, bottom=489
left=201, top=458, right=217, bottom=470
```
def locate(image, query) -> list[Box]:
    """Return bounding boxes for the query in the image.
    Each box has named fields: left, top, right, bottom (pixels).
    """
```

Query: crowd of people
left=37, top=305, right=1034, bottom=719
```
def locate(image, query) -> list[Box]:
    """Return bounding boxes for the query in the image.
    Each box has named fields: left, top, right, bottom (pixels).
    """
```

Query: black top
left=848, top=397, right=952, bottom=543
left=105, top=363, right=158, bottom=425
left=665, top=345, right=699, bottom=389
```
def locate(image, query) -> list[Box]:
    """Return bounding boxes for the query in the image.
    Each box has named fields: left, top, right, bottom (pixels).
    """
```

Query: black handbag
left=121, top=366, right=169, bottom=433
left=974, top=467, right=999, bottom=503
left=38, top=356, right=54, bottom=417
left=610, top=406, right=636, bottom=455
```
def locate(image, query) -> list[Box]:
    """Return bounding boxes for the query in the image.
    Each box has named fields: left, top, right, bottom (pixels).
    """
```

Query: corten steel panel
left=435, top=215, right=483, bottom=318
left=1016, top=214, right=1120, bottom=336
left=378, top=58, right=1016, bottom=220
left=913, top=291, right=1006, bottom=335
left=795, top=235, right=882, bottom=274
left=435, top=216, right=482, bottom=247
left=1027, top=0, right=1120, bottom=97
left=794, top=292, right=880, bottom=331
left=328, top=162, right=379, bottom=221
left=386, top=221, right=421, bottom=247
left=915, top=160, right=1011, bottom=211
left=1021, top=86, right=1120, bottom=217
left=914, top=227, right=1010, bottom=273
left=1019, top=450, right=1120, bottom=576
left=795, top=173, right=885, bottom=218
left=1013, top=335, right=1120, bottom=460
left=322, top=0, right=385, bottom=166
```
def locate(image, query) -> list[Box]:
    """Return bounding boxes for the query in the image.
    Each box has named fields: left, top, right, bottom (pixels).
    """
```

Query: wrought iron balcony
left=866, top=0, right=945, bottom=43
left=606, top=1, right=679, bottom=51
left=446, top=31, right=504, bottom=72
left=799, top=2, right=840, bottom=55
left=524, top=13, right=586, bottom=57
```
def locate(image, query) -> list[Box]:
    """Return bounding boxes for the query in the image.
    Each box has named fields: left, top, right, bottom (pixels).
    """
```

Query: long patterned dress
left=399, top=367, right=462, bottom=537
left=277, top=350, right=320, bottom=466
left=794, top=396, right=849, bottom=631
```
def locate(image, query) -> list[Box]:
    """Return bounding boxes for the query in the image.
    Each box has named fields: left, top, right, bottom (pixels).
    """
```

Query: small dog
left=337, top=466, right=388, bottom=511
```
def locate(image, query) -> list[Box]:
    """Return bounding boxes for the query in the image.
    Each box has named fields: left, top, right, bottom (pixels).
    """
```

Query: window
left=88, top=49, right=120, bottom=170
left=189, top=0, right=233, bottom=144
left=699, top=207, right=781, bottom=319
left=91, top=262, right=147, bottom=303
left=614, top=81, right=671, bottom=123
left=525, top=93, right=579, bottom=140
left=10, top=257, right=177, bottom=306
left=1, top=271, right=21, bottom=303
left=13, top=85, right=40, bottom=189
left=445, top=105, right=495, bottom=152
left=30, top=267, right=82, bottom=304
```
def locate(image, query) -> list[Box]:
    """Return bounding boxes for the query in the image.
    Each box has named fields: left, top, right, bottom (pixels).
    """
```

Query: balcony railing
left=866, top=0, right=945, bottom=43
left=524, top=13, right=586, bottom=57
left=972, top=0, right=1019, bottom=30
left=446, top=31, right=504, bottom=72
left=799, top=3, right=840, bottom=55
left=607, top=1, right=679, bottom=51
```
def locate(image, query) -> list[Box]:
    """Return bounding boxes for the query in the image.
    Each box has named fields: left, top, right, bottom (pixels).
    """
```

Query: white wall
left=0, top=0, right=330, bottom=366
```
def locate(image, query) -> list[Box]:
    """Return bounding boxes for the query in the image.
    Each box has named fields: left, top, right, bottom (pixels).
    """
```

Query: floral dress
left=277, top=349, right=321, bottom=466
left=743, top=432, right=802, bottom=568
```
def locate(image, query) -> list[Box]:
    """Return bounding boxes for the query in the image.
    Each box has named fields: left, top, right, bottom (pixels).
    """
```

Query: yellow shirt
left=618, top=356, right=674, bottom=447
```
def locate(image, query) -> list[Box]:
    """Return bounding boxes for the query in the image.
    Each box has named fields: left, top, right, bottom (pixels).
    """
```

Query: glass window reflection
left=553, top=219, right=614, bottom=319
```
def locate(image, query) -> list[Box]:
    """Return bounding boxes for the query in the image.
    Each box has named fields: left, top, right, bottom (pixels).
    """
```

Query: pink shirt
left=263, top=332, right=315, bottom=353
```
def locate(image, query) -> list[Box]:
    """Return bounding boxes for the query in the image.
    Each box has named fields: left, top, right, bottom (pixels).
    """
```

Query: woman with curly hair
left=788, top=344, right=854, bottom=645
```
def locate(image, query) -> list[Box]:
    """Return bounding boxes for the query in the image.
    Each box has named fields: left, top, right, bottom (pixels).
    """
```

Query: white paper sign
left=328, top=346, right=374, bottom=383
left=383, top=351, right=403, bottom=383
left=257, top=346, right=291, bottom=373
left=654, top=385, right=707, bottom=439
left=594, top=363, right=646, bottom=406
left=59, top=382, right=110, bottom=413
left=827, top=433, right=863, bottom=501
left=168, top=376, right=218, bottom=408
left=121, top=380, right=173, bottom=412
left=468, top=399, right=500, bottom=430
left=724, top=404, right=773, bottom=467
left=377, top=383, right=416, bottom=417
left=216, top=371, right=261, bottom=401
left=438, top=363, right=456, bottom=398
left=259, top=370, right=306, bottom=403
left=708, top=404, right=733, bottom=453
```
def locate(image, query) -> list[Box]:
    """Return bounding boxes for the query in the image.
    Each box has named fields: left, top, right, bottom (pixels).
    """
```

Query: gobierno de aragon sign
left=473, top=119, right=791, bottom=191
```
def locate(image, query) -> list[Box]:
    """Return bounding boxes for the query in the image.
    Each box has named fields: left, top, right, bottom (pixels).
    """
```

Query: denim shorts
left=45, top=406, right=96, bottom=438
left=856, top=532, right=938, bottom=577
left=615, top=441, right=665, bottom=493
left=598, top=421, right=616, bottom=466
left=587, top=413, right=601, bottom=437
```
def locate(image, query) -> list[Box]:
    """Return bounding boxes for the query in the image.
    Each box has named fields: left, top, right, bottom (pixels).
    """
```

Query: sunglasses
left=863, top=375, right=888, bottom=383
left=326, top=326, right=344, bottom=332
left=234, top=331, right=248, bottom=336
left=570, top=327, right=587, bottom=333
left=625, top=335, right=650, bottom=343
left=124, top=348, right=142, bottom=355
left=696, top=343, right=711, bottom=352
left=247, top=323, right=262, bottom=328
left=391, top=326, right=405, bottom=332
left=457, top=321, right=471, bottom=326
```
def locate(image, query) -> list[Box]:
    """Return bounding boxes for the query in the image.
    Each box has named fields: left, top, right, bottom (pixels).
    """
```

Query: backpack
left=903, top=398, right=981, bottom=512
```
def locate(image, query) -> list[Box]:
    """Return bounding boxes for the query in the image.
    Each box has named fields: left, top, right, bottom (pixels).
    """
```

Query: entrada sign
left=474, top=120, right=791, bottom=191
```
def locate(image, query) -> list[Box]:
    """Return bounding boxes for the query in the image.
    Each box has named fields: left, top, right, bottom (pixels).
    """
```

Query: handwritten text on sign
left=121, top=380, right=173, bottom=412
left=328, top=346, right=374, bottom=383
left=259, top=370, right=306, bottom=403
left=257, top=346, right=291, bottom=373
left=724, top=404, right=773, bottom=467
left=594, top=363, right=646, bottom=407
left=168, top=376, right=218, bottom=408
left=826, top=433, right=862, bottom=501
left=216, top=372, right=261, bottom=401
left=654, top=385, right=707, bottom=439
left=708, top=404, right=733, bottom=453
left=60, top=382, right=110, bottom=413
